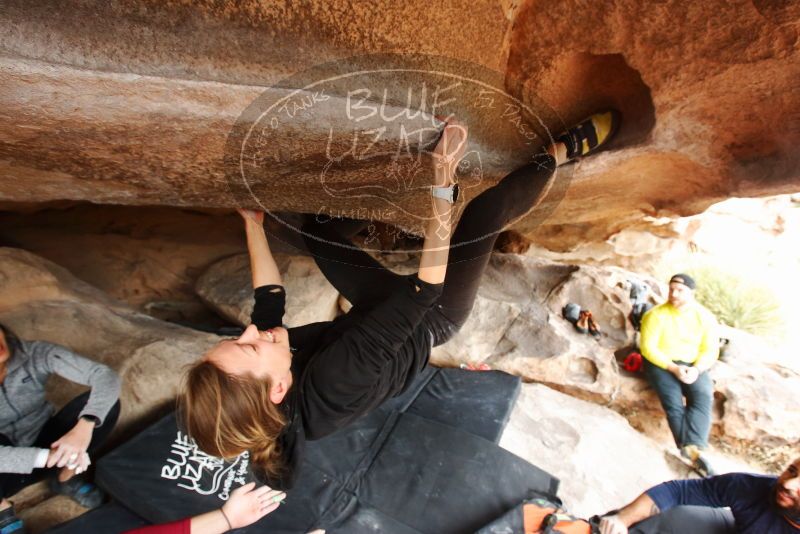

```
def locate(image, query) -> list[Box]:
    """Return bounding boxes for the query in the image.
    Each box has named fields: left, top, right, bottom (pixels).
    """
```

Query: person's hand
left=221, top=482, right=286, bottom=529
left=45, top=449, right=90, bottom=474
left=677, top=365, right=699, bottom=384
left=599, top=514, right=628, bottom=534
left=237, top=209, right=265, bottom=225
left=432, top=120, right=468, bottom=183
left=48, top=418, right=94, bottom=469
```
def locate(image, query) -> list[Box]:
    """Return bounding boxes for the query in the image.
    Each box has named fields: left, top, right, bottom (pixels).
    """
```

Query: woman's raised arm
left=238, top=209, right=282, bottom=289
left=417, top=121, right=467, bottom=286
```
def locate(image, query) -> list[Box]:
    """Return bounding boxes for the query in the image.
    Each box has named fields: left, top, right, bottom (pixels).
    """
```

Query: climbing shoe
left=681, top=445, right=717, bottom=478
left=0, top=506, right=25, bottom=534
left=49, top=476, right=105, bottom=509
left=586, top=311, right=601, bottom=338
left=574, top=310, right=590, bottom=334
left=557, top=110, right=621, bottom=161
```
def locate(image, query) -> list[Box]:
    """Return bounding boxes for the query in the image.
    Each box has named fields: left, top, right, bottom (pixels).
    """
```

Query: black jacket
left=250, top=275, right=442, bottom=489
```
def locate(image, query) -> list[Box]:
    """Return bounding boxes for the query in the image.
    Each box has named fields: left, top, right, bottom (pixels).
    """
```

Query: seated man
left=639, top=273, right=719, bottom=475
left=598, top=456, right=800, bottom=533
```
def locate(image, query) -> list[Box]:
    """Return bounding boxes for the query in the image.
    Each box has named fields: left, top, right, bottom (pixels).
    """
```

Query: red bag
left=623, top=352, right=643, bottom=373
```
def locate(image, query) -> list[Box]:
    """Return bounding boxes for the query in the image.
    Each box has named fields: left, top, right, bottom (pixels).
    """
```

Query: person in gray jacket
left=0, top=322, right=121, bottom=533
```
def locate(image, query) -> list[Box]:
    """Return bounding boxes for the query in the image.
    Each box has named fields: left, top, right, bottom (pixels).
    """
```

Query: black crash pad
left=89, top=368, right=551, bottom=533
left=322, top=413, right=557, bottom=534
left=45, top=502, right=148, bottom=534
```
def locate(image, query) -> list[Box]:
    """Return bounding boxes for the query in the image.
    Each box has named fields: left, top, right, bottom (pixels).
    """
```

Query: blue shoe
left=49, top=477, right=105, bottom=509
left=0, top=507, right=25, bottom=534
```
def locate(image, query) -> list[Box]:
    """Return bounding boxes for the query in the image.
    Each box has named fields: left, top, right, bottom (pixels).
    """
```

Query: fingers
left=232, top=481, right=256, bottom=496
left=65, top=452, right=80, bottom=470
left=75, top=453, right=91, bottom=474
left=256, top=489, right=286, bottom=510
left=48, top=444, right=90, bottom=469
left=599, top=516, right=627, bottom=534
left=251, top=489, right=285, bottom=520
left=252, top=485, right=273, bottom=498
left=66, top=452, right=90, bottom=474
left=47, top=446, right=69, bottom=468
left=58, top=449, right=78, bottom=468
left=237, top=209, right=265, bottom=224
left=258, top=501, right=280, bottom=518
left=264, top=490, right=286, bottom=505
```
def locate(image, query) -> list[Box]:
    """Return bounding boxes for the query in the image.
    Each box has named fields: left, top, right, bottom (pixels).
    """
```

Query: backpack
left=477, top=491, right=599, bottom=533
left=522, top=493, right=599, bottom=534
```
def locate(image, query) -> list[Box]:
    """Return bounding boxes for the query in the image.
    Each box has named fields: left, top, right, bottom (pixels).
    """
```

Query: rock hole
left=569, top=357, right=599, bottom=384
left=524, top=52, right=656, bottom=149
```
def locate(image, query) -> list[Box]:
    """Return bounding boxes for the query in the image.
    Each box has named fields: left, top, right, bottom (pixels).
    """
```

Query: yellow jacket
left=639, top=301, right=719, bottom=370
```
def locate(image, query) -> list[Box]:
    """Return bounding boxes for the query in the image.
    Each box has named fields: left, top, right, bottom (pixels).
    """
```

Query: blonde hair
left=177, top=360, right=287, bottom=478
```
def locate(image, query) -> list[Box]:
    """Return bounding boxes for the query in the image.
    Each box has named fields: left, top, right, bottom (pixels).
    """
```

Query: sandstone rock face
left=0, top=247, right=218, bottom=436
left=431, top=253, right=648, bottom=401
left=423, top=252, right=798, bottom=458
left=500, top=383, right=683, bottom=517
left=2, top=1, right=799, bottom=248
left=711, top=328, right=800, bottom=448
left=506, top=0, right=800, bottom=249
left=0, top=206, right=247, bottom=323
left=195, top=252, right=340, bottom=327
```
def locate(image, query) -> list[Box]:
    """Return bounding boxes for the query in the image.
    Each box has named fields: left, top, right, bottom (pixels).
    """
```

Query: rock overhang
left=1, top=0, right=798, bottom=249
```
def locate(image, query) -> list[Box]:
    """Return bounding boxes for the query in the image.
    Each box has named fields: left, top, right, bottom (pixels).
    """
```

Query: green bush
left=655, top=261, right=785, bottom=339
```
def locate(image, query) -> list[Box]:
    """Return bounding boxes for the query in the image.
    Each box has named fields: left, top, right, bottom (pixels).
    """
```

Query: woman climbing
left=178, top=111, right=619, bottom=491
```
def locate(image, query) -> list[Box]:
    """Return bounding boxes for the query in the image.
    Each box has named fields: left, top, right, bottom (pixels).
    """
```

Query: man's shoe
left=0, top=507, right=25, bottom=534
left=557, top=110, right=621, bottom=162
left=681, top=445, right=716, bottom=477
left=49, top=477, right=105, bottom=509
left=574, top=310, right=590, bottom=334
left=693, top=453, right=717, bottom=477
left=680, top=444, right=700, bottom=462
left=586, top=311, right=601, bottom=338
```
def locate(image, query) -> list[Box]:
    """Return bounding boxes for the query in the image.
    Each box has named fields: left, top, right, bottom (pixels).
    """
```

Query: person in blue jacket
left=598, top=456, right=800, bottom=533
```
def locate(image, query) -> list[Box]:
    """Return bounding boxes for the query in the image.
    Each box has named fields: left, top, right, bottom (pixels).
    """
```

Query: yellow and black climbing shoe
left=557, top=110, right=621, bottom=161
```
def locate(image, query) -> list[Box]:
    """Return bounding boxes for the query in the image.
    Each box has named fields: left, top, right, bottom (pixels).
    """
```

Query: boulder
left=711, top=329, right=800, bottom=448
left=2, top=1, right=799, bottom=248
left=431, top=254, right=642, bottom=401
left=0, top=247, right=218, bottom=440
left=0, top=206, right=247, bottom=324
left=195, top=253, right=340, bottom=327
left=499, top=383, right=684, bottom=518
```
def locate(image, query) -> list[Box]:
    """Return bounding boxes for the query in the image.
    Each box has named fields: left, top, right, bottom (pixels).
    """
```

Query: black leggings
left=0, top=392, right=121, bottom=499
left=302, top=154, right=556, bottom=346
